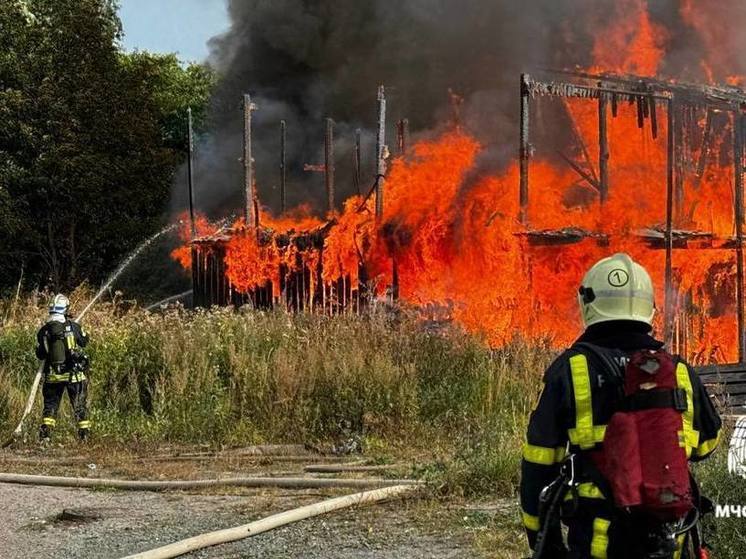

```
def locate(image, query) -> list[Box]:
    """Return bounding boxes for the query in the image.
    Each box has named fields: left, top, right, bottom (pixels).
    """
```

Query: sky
left=118, top=0, right=229, bottom=63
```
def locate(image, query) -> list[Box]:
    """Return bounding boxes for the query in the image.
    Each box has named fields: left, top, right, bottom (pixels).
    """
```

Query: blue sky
left=118, top=0, right=230, bottom=63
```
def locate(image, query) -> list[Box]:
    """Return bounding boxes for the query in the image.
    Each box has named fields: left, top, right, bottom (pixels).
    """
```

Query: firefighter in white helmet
left=35, top=294, right=91, bottom=442
left=519, top=253, right=721, bottom=559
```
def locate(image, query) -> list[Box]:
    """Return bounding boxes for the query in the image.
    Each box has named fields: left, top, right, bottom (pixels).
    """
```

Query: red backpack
left=596, top=349, right=693, bottom=521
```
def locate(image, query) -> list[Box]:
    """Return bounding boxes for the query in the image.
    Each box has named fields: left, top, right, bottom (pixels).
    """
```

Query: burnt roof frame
left=519, top=69, right=746, bottom=365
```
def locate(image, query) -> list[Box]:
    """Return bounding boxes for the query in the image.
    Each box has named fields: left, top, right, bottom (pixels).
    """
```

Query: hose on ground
left=121, top=484, right=419, bottom=559
left=1, top=364, right=43, bottom=448
left=304, top=463, right=402, bottom=473
left=0, top=472, right=422, bottom=491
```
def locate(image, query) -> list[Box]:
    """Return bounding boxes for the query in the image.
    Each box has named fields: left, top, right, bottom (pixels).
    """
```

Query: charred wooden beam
left=375, top=86, right=387, bottom=219
left=734, top=112, right=745, bottom=363
left=557, top=151, right=600, bottom=192
left=520, top=74, right=531, bottom=224
left=525, top=77, right=670, bottom=104
left=664, top=99, right=675, bottom=347
left=187, top=107, right=196, bottom=238
left=325, top=117, right=335, bottom=213
left=636, top=96, right=645, bottom=129
left=243, top=94, right=258, bottom=227
left=648, top=95, right=658, bottom=139
left=598, top=92, right=609, bottom=203
left=517, top=227, right=608, bottom=246
left=541, top=69, right=746, bottom=111
left=635, top=228, right=716, bottom=249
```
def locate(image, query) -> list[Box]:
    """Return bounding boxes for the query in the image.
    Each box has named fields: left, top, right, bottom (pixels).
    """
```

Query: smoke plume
left=176, top=0, right=746, bottom=219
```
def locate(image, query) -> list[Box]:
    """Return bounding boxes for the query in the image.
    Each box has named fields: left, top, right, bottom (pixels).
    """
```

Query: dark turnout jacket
left=519, top=321, right=722, bottom=558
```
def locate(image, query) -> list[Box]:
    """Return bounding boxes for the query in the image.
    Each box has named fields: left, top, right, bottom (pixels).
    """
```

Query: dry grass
left=0, top=294, right=551, bottom=499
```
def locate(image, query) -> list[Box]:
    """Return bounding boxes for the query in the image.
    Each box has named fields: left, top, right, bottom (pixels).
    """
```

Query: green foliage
left=0, top=0, right=215, bottom=293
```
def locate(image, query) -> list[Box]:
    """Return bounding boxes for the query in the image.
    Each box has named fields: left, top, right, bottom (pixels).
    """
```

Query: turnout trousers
left=40, top=379, right=90, bottom=440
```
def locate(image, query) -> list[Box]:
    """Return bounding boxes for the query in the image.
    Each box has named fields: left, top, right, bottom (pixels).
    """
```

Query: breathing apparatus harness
left=530, top=454, right=709, bottom=559
left=530, top=343, right=714, bottom=559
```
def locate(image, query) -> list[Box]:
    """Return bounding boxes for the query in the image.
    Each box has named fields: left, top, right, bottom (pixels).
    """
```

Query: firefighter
left=35, top=294, right=91, bottom=442
left=520, top=253, right=722, bottom=559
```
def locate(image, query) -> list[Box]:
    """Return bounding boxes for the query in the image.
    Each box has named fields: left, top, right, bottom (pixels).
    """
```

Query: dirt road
left=0, top=449, right=486, bottom=558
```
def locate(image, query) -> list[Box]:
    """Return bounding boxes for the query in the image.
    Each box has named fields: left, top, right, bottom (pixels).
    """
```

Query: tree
left=0, top=0, right=215, bottom=293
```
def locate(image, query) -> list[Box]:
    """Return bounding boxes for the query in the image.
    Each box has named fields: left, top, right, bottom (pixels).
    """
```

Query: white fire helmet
left=49, top=293, right=70, bottom=315
left=577, top=253, right=655, bottom=328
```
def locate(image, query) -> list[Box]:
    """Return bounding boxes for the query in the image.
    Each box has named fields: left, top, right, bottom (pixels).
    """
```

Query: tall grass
left=0, top=297, right=548, bottom=492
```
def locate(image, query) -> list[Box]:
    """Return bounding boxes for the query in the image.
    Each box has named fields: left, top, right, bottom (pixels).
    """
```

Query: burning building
left=172, top=1, right=746, bottom=405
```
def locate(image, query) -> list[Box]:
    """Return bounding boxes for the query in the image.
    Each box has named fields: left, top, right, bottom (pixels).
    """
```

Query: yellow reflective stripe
left=590, top=517, right=610, bottom=558
left=568, top=355, right=606, bottom=449
left=42, top=417, right=56, bottom=426
left=675, top=363, right=699, bottom=456
left=568, top=354, right=594, bottom=448
left=564, top=482, right=605, bottom=500
left=521, top=510, right=540, bottom=532
left=523, top=443, right=566, bottom=465
left=78, top=420, right=91, bottom=429
left=673, top=534, right=686, bottom=559
left=695, top=430, right=721, bottom=458
left=47, top=372, right=86, bottom=383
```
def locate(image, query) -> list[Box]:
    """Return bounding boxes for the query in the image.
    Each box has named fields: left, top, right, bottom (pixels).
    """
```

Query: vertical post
left=734, top=112, right=745, bottom=363
left=598, top=91, right=609, bottom=204
left=187, top=108, right=196, bottom=238
left=375, top=86, right=387, bottom=219
left=243, top=94, right=255, bottom=226
left=280, top=120, right=287, bottom=214
left=520, top=74, right=530, bottom=224
left=354, top=128, right=362, bottom=195
left=397, top=118, right=409, bottom=155
left=325, top=117, right=335, bottom=213
left=664, top=99, right=675, bottom=348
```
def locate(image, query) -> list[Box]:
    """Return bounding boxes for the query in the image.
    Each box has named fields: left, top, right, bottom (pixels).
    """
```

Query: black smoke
left=176, top=0, right=744, bottom=219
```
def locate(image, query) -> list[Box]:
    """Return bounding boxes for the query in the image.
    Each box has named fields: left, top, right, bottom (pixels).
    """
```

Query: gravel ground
left=0, top=482, right=481, bottom=558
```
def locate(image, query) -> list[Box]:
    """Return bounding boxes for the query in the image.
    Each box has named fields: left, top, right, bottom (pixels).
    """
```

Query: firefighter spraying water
left=520, top=253, right=722, bottom=559
left=35, top=294, right=91, bottom=442
left=2, top=224, right=178, bottom=447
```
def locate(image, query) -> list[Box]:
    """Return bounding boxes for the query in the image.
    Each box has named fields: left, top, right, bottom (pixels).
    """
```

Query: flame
left=173, top=1, right=745, bottom=364
left=170, top=214, right=220, bottom=268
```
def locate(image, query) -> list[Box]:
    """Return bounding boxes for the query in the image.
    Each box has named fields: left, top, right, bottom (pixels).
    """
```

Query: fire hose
left=0, top=472, right=421, bottom=491
left=3, top=364, right=43, bottom=447
left=120, top=484, right=419, bottom=559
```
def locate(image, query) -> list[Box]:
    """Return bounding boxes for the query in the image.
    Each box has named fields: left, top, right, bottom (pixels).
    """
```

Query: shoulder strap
left=572, top=342, right=624, bottom=381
